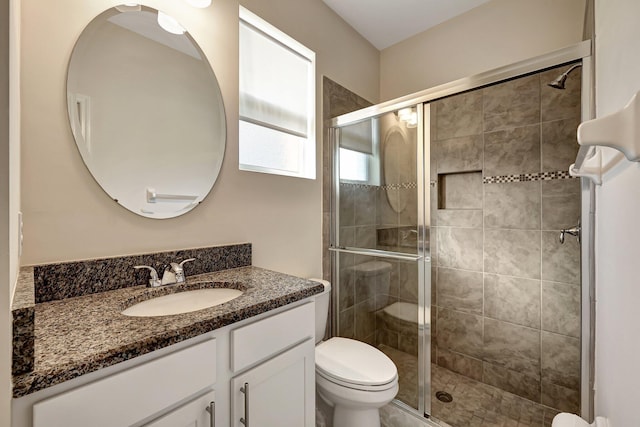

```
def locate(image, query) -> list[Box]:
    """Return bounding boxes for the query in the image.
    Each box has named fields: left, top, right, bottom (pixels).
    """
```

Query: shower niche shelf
left=437, top=171, right=482, bottom=210
left=571, top=90, right=640, bottom=184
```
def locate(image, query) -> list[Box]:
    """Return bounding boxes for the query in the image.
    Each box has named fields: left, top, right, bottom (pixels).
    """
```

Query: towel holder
left=571, top=90, right=640, bottom=184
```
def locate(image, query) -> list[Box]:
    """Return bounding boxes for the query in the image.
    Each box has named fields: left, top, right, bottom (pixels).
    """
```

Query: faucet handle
left=171, top=258, right=196, bottom=283
left=179, top=258, right=196, bottom=268
left=134, top=265, right=162, bottom=287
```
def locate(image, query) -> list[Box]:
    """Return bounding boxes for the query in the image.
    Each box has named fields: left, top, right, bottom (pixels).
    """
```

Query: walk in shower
left=329, top=41, right=593, bottom=427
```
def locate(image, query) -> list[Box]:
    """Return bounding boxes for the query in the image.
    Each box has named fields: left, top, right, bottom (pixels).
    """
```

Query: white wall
left=20, top=0, right=379, bottom=279
left=379, top=0, right=586, bottom=101
left=2, top=0, right=20, bottom=422
left=593, top=1, right=640, bottom=425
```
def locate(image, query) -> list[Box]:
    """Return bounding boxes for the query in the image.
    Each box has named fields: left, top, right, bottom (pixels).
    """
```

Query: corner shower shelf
left=571, top=90, right=640, bottom=184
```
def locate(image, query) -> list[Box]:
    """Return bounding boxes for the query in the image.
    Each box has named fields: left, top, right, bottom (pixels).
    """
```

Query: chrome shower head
left=548, top=74, right=569, bottom=89
left=547, top=63, right=582, bottom=89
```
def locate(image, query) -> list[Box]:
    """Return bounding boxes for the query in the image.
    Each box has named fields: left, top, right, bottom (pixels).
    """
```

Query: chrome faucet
left=133, top=265, right=162, bottom=287
left=134, top=258, right=195, bottom=287
left=162, top=258, right=196, bottom=285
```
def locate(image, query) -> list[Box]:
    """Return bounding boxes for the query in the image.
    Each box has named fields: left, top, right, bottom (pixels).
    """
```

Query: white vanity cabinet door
left=144, top=390, right=216, bottom=427
left=231, top=339, right=315, bottom=427
left=230, top=302, right=314, bottom=372
left=32, top=339, right=216, bottom=427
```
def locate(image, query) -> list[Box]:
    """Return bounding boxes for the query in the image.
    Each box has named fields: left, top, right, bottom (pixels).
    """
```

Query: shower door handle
left=560, top=222, right=581, bottom=244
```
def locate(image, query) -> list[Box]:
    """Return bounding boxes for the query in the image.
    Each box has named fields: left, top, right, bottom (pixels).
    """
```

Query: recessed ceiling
left=323, top=0, right=491, bottom=50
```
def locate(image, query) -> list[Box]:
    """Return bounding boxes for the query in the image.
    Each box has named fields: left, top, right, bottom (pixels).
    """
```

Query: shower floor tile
left=378, top=345, right=560, bottom=427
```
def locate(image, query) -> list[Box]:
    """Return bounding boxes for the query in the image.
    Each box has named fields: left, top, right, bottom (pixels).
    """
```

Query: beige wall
left=20, top=0, right=379, bottom=280
left=241, top=0, right=379, bottom=105
left=379, top=0, right=586, bottom=101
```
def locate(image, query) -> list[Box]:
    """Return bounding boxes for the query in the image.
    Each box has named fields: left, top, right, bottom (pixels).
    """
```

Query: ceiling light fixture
left=115, top=3, right=141, bottom=12
left=157, top=11, right=186, bottom=35
left=397, top=107, right=418, bottom=128
left=184, top=0, right=212, bottom=8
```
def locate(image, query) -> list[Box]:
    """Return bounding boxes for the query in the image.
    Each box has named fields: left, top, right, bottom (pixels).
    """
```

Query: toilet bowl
left=311, top=279, right=399, bottom=427
left=552, top=413, right=610, bottom=427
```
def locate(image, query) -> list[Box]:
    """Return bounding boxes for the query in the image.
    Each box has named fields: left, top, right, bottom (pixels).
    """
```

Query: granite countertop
left=12, top=266, right=324, bottom=398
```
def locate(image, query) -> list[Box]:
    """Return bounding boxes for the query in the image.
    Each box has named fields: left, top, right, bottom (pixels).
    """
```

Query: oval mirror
left=66, top=5, right=226, bottom=219
left=383, top=126, right=411, bottom=213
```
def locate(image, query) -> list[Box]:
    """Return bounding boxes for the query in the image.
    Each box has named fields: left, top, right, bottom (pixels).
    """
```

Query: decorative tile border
left=33, top=243, right=252, bottom=303
left=339, top=171, right=574, bottom=190
left=483, top=171, right=576, bottom=184
left=340, top=182, right=417, bottom=190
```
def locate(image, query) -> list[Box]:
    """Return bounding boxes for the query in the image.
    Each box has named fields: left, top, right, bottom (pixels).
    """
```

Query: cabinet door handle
left=205, top=401, right=215, bottom=427
left=240, top=382, right=249, bottom=426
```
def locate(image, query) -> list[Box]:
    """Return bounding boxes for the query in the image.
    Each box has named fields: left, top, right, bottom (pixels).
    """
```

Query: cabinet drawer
left=33, top=338, right=216, bottom=427
left=231, top=302, right=314, bottom=372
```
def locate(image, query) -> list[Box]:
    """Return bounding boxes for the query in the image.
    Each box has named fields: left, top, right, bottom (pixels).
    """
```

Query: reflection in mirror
left=67, top=5, right=226, bottom=219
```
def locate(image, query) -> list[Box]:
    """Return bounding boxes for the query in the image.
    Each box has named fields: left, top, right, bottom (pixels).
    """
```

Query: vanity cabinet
left=230, top=302, right=315, bottom=427
left=145, top=390, right=216, bottom=427
left=13, top=300, right=316, bottom=427
left=32, top=338, right=217, bottom=427
left=231, top=341, right=314, bottom=427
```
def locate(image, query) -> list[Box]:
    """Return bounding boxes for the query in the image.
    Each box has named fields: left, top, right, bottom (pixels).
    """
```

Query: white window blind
left=239, top=7, right=316, bottom=178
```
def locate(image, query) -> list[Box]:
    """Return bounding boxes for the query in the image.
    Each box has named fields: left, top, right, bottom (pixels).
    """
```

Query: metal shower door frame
left=329, top=103, right=430, bottom=417
left=329, top=39, right=595, bottom=422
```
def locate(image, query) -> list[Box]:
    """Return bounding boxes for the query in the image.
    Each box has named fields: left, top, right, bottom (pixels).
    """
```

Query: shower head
left=547, top=63, right=582, bottom=89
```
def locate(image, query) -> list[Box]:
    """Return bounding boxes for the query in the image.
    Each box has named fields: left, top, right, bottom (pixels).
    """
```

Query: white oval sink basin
left=122, top=288, right=243, bottom=317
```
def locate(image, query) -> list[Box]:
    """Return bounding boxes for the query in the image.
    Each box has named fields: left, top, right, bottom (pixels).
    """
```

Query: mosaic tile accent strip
left=33, top=244, right=252, bottom=303
left=340, top=182, right=417, bottom=190
left=483, top=171, right=576, bottom=184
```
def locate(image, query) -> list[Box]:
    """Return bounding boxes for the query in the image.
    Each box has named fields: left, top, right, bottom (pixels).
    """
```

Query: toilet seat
left=316, top=337, right=398, bottom=391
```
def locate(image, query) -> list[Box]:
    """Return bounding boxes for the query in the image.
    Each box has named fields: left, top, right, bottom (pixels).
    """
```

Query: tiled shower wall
left=322, top=77, right=372, bottom=282
left=337, top=113, right=419, bottom=354
left=431, top=64, right=582, bottom=413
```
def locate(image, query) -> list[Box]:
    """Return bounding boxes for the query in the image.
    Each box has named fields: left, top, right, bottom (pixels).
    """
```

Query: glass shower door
left=330, top=105, right=431, bottom=416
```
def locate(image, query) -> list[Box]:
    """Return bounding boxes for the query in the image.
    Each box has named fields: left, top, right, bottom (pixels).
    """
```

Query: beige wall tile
left=484, top=125, right=541, bottom=176
left=437, top=267, right=483, bottom=314
left=485, top=274, right=541, bottom=328
left=484, top=181, right=541, bottom=229
left=542, top=281, right=581, bottom=337
left=484, top=318, right=541, bottom=377
left=484, top=229, right=541, bottom=279
left=483, top=75, right=541, bottom=132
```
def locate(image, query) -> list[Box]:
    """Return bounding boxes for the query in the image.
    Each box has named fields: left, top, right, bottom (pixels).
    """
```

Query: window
left=239, top=7, right=316, bottom=179
left=338, top=119, right=380, bottom=185
left=339, top=148, right=369, bottom=182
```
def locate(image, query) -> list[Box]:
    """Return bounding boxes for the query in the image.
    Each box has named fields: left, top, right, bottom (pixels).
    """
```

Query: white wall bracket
left=572, top=90, right=640, bottom=184
left=570, top=147, right=602, bottom=185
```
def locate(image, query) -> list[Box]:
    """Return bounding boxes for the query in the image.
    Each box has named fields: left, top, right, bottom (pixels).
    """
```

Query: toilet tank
left=309, top=279, right=331, bottom=344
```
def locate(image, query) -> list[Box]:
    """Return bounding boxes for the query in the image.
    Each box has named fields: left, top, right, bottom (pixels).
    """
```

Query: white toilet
left=311, top=279, right=399, bottom=427
left=552, top=414, right=610, bottom=427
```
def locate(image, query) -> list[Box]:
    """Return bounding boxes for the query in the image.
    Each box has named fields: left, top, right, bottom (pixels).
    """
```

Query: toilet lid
left=316, top=337, right=397, bottom=387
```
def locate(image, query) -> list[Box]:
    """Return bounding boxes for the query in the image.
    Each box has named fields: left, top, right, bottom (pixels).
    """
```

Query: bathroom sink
left=121, top=288, right=243, bottom=317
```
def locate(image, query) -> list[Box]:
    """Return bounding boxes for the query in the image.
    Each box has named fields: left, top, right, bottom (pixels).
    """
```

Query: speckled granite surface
left=12, top=268, right=36, bottom=375
left=13, top=268, right=35, bottom=310
left=12, top=266, right=323, bottom=398
left=33, top=243, right=252, bottom=303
